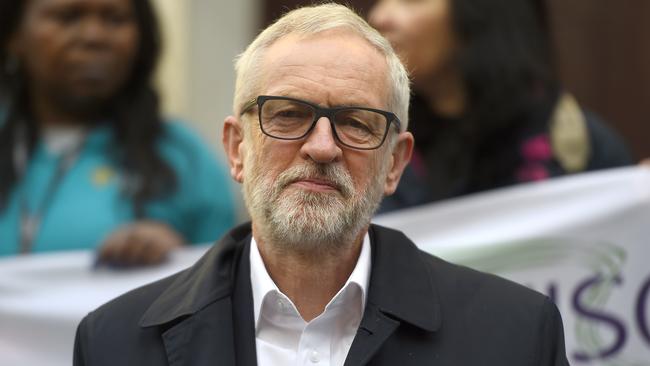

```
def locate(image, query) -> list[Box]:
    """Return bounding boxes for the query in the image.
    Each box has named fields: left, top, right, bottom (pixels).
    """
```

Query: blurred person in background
left=369, top=0, right=633, bottom=213
left=0, top=0, right=235, bottom=265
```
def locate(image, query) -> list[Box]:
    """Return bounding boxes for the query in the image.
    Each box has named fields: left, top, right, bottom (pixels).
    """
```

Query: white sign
left=377, top=166, right=650, bottom=365
left=1, top=167, right=648, bottom=365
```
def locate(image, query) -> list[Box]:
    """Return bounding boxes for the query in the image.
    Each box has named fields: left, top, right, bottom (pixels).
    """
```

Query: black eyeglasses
left=240, top=95, right=401, bottom=150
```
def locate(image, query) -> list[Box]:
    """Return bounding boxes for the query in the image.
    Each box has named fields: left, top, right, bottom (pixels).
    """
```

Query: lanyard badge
left=15, top=127, right=87, bottom=254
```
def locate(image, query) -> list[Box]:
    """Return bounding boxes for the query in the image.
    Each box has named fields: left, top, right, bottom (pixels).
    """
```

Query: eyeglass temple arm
left=239, top=98, right=258, bottom=116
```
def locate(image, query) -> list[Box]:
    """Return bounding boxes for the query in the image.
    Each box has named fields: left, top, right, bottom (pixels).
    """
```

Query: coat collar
left=138, top=223, right=441, bottom=332
left=139, top=223, right=252, bottom=328
left=366, top=224, right=441, bottom=332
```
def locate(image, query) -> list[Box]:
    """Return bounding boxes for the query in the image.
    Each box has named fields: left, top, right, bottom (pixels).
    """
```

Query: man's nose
left=300, top=117, right=343, bottom=164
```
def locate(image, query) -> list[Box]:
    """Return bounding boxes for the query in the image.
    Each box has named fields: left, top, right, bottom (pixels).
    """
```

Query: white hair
left=232, top=3, right=410, bottom=131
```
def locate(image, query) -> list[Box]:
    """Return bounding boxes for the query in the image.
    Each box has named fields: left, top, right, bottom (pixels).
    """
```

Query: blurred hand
left=641, top=158, right=650, bottom=167
left=98, top=221, right=185, bottom=267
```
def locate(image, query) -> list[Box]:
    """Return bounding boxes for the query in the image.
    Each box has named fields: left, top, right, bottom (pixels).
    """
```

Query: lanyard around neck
left=15, top=127, right=87, bottom=254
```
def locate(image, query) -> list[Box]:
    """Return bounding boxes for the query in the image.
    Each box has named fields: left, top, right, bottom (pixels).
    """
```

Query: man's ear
left=383, top=131, right=414, bottom=195
left=222, top=115, right=246, bottom=183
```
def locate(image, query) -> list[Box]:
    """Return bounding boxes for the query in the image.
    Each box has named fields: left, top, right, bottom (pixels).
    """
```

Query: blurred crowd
left=0, top=0, right=644, bottom=267
left=0, top=0, right=235, bottom=265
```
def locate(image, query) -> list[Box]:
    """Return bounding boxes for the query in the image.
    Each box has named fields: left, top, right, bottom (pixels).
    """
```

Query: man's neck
left=252, top=224, right=366, bottom=322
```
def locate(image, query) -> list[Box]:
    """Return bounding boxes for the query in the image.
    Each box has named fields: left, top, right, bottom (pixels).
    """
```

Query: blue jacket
left=0, top=121, right=235, bottom=255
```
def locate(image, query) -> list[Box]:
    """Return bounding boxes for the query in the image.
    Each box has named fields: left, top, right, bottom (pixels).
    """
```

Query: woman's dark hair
left=411, top=0, right=557, bottom=195
left=0, top=0, right=176, bottom=215
left=451, top=0, right=556, bottom=131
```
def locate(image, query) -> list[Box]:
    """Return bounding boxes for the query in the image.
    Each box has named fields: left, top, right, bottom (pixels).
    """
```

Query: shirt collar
left=249, top=232, right=372, bottom=328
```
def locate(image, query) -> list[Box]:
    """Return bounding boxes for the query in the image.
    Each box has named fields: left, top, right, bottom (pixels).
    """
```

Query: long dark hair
left=411, top=0, right=558, bottom=197
left=0, top=0, right=176, bottom=215
left=451, top=0, right=556, bottom=131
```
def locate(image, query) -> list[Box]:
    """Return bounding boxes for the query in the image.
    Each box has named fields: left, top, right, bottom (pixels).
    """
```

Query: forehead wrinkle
left=274, top=51, right=383, bottom=82
left=258, top=32, right=390, bottom=109
left=280, top=63, right=379, bottom=86
left=264, top=63, right=388, bottom=108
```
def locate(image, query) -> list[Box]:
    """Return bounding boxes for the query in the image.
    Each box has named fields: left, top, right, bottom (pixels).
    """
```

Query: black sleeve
left=538, top=298, right=571, bottom=366
left=584, top=110, right=635, bottom=169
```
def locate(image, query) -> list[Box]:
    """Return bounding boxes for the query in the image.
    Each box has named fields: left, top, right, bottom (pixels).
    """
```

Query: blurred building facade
left=547, top=0, right=650, bottom=160
left=152, top=0, right=259, bottom=155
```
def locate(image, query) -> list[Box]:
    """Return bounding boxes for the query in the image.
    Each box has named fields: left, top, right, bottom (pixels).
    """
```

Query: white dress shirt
left=250, top=235, right=371, bottom=366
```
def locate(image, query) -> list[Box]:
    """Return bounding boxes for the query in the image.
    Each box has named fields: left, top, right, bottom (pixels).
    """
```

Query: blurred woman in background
left=0, top=0, right=235, bottom=264
left=369, top=0, right=633, bottom=213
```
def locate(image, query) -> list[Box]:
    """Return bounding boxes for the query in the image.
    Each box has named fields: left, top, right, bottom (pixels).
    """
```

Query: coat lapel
left=345, top=224, right=442, bottom=365
left=343, top=303, right=400, bottom=366
left=161, top=297, right=237, bottom=366
left=138, top=223, right=255, bottom=366
left=232, top=237, right=258, bottom=366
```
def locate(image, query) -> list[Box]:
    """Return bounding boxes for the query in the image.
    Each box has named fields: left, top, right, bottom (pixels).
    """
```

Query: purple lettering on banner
left=572, top=276, right=627, bottom=362
left=637, top=274, right=650, bottom=346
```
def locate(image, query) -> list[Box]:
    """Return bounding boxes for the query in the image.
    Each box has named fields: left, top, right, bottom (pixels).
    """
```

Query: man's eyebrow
left=275, top=93, right=379, bottom=109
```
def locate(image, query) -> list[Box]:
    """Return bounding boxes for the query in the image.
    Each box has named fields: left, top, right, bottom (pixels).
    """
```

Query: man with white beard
left=74, top=4, right=570, bottom=366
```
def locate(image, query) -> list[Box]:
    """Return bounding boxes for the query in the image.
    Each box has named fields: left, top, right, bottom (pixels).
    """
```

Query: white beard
left=243, top=153, right=387, bottom=256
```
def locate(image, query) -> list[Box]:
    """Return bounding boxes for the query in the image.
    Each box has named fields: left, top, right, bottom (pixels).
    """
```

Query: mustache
left=274, top=163, right=354, bottom=198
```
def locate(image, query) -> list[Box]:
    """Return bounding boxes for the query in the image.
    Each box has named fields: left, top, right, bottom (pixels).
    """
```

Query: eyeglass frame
left=239, top=95, right=402, bottom=151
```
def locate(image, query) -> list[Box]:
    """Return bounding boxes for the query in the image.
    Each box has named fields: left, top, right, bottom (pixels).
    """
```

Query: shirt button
left=309, top=350, right=320, bottom=363
left=277, top=300, right=284, bottom=309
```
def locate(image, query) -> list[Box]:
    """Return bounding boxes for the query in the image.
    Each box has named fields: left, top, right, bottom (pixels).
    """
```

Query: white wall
left=152, top=0, right=260, bottom=156
left=152, top=0, right=260, bottom=221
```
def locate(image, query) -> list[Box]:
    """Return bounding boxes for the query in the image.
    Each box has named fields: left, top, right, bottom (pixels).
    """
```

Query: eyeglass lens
left=260, top=98, right=388, bottom=149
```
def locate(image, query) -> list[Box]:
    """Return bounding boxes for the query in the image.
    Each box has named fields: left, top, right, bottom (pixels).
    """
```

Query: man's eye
left=339, top=119, right=373, bottom=134
left=275, top=109, right=310, bottom=119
